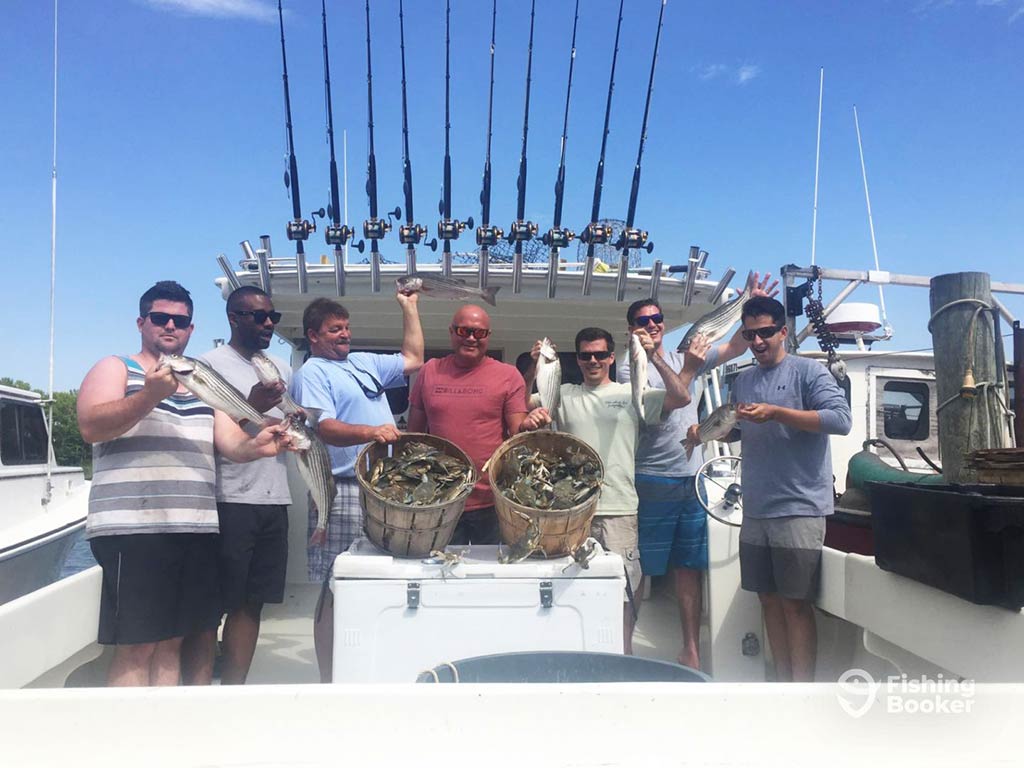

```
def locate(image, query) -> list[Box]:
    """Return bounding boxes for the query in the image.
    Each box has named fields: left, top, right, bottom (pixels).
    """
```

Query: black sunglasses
left=451, top=326, right=492, bottom=340
left=741, top=325, right=783, bottom=342
left=577, top=350, right=612, bottom=362
left=147, top=311, right=192, bottom=330
left=633, top=313, right=664, bottom=327
left=232, top=309, right=282, bottom=325
left=343, top=364, right=386, bottom=399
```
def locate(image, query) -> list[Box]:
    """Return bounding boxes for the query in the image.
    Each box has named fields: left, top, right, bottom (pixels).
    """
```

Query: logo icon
left=836, top=668, right=880, bottom=718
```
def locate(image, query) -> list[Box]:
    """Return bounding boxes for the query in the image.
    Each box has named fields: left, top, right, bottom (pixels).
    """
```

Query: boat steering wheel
left=694, top=455, right=743, bottom=527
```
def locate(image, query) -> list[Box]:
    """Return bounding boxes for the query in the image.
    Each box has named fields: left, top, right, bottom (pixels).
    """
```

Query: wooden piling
left=928, top=272, right=998, bottom=483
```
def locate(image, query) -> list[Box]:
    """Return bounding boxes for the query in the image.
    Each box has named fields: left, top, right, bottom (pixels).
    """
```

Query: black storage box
left=867, top=482, right=1024, bottom=610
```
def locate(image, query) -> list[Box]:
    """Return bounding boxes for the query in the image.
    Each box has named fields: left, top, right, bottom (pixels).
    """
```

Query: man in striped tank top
left=77, top=281, right=292, bottom=687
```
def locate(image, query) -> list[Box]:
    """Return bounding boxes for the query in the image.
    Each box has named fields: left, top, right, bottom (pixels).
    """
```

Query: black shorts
left=217, top=502, right=289, bottom=610
left=90, top=533, right=222, bottom=646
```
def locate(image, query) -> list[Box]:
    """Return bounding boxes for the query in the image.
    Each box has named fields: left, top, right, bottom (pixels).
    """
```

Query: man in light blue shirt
left=291, top=291, right=423, bottom=682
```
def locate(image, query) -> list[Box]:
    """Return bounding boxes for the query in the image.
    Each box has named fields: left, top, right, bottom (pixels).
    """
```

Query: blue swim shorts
left=635, top=473, right=708, bottom=574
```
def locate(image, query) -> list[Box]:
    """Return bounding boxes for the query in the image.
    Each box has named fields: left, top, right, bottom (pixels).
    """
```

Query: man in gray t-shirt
left=617, top=273, right=777, bottom=670
left=710, top=296, right=851, bottom=682
left=193, top=286, right=294, bottom=685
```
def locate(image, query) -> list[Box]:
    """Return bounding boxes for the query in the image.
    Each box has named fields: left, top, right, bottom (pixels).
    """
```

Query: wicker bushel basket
left=488, top=431, right=604, bottom=557
left=355, top=433, right=477, bottom=558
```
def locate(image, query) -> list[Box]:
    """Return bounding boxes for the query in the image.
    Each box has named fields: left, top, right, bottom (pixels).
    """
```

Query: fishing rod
left=277, top=0, right=315, bottom=293
left=540, top=0, right=580, bottom=298
left=613, top=0, right=666, bottom=301
left=436, top=0, right=472, bottom=277
left=579, top=0, right=624, bottom=296
left=475, top=0, right=502, bottom=289
left=507, top=0, right=538, bottom=294
left=359, top=0, right=401, bottom=292
left=317, top=0, right=356, bottom=296
left=397, top=0, right=437, bottom=274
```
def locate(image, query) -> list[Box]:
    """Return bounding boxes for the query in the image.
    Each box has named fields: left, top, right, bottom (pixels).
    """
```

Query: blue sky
left=3, top=0, right=1022, bottom=391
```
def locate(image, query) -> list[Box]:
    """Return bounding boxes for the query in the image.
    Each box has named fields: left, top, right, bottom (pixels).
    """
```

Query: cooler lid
left=332, top=538, right=625, bottom=580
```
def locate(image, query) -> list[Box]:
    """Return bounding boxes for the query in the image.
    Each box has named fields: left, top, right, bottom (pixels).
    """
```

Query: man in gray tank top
left=77, top=281, right=292, bottom=687
left=707, top=296, right=851, bottom=682
left=617, top=273, right=777, bottom=670
left=197, top=286, right=293, bottom=685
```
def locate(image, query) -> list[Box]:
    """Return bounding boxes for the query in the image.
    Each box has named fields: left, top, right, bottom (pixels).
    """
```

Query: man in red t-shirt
left=409, top=305, right=550, bottom=544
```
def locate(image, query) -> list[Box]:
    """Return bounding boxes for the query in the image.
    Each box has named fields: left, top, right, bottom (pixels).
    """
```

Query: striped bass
left=629, top=332, right=648, bottom=421
left=281, top=413, right=336, bottom=546
left=536, top=338, right=561, bottom=416
left=251, top=351, right=303, bottom=415
left=676, top=280, right=751, bottom=352
left=682, top=403, right=738, bottom=460
left=159, top=354, right=267, bottom=426
left=396, top=272, right=500, bottom=306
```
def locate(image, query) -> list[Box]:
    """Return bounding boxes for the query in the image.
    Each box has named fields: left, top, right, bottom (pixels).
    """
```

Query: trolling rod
left=508, top=0, right=539, bottom=294
left=360, top=0, right=401, bottom=292
left=540, top=0, right=581, bottom=298
left=277, top=0, right=315, bottom=292
left=318, top=0, right=356, bottom=296
left=437, top=0, right=472, bottom=277
left=613, top=0, right=667, bottom=301
left=397, top=0, right=437, bottom=274
left=475, top=0, right=502, bottom=290
left=579, top=0, right=624, bottom=296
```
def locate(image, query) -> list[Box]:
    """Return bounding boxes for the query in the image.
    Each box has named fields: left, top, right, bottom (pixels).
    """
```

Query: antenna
left=810, top=67, right=823, bottom=266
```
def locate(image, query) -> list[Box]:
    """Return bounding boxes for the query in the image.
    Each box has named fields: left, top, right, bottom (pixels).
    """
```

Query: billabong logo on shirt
left=433, top=386, right=486, bottom=396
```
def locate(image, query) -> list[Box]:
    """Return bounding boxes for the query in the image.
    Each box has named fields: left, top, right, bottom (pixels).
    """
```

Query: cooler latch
left=407, top=582, right=421, bottom=609
left=539, top=581, right=554, bottom=609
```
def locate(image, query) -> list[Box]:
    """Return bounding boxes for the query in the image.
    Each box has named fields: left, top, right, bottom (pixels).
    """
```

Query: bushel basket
left=488, top=431, right=603, bottom=557
left=356, top=433, right=477, bottom=558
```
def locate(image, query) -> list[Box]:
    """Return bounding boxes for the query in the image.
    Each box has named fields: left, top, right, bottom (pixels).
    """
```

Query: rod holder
left=547, top=250, right=559, bottom=299
left=709, top=267, right=736, bottom=304
left=649, top=259, right=662, bottom=302
left=682, top=255, right=700, bottom=307
left=217, top=255, right=241, bottom=290
left=334, top=247, right=346, bottom=297
left=615, top=254, right=629, bottom=301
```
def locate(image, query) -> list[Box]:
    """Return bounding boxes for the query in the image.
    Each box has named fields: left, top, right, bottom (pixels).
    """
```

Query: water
left=60, top=530, right=97, bottom=578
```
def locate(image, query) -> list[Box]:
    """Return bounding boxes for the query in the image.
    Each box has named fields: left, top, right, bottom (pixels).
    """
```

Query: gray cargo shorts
left=739, top=515, right=825, bottom=601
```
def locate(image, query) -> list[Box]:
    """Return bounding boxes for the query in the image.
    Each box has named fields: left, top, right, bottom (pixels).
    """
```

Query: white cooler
left=331, top=539, right=626, bottom=682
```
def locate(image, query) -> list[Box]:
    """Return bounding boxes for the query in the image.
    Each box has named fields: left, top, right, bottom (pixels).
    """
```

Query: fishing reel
left=437, top=216, right=474, bottom=243
left=286, top=216, right=316, bottom=243
left=579, top=222, right=613, bottom=246
left=363, top=207, right=401, bottom=241
left=311, top=209, right=357, bottom=247
left=614, top=227, right=655, bottom=254
left=476, top=224, right=504, bottom=248
left=541, top=227, right=575, bottom=249
left=507, top=219, right=538, bottom=244
left=399, top=223, right=438, bottom=251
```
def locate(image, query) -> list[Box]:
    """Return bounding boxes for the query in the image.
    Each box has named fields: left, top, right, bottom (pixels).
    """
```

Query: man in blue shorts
left=618, top=273, right=777, bottom=668
left=707, top=296, right=851, bottom=681
left=291, top=290, right=423, bottom=682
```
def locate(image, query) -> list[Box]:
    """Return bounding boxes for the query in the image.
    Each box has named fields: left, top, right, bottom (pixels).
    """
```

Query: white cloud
left=140, top=0, right=277, bottom=23
left=914, top=0, right=1024, bottom=22
left=695, top=64, right=761, bottom=85
left=736, top=64, right=761, bottom=85
left=696, top=64, right=729, bottom=81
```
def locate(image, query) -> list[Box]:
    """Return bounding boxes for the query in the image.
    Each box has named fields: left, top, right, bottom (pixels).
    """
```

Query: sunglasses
left=451, top=326, right=492, bottom=340
left=577, top=350, right=612, bottom=362
left=741, top=325, right=783, bottom=342
left=147, top=311, right=192, bottom=330
left=232, top=309, right=282, bottom=325
left=343, top=364, right=386, bottom=399
left=633, top=313, right=664, bottom=327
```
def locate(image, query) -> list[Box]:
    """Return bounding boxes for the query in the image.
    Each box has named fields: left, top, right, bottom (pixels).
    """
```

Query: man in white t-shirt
left=195, top=286, right=293, bottom=684
left=524, top=327, right=710, bottom=653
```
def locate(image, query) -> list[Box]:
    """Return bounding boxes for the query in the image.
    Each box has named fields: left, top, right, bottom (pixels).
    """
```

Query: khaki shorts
left=590, top=515, right=641, bottom=603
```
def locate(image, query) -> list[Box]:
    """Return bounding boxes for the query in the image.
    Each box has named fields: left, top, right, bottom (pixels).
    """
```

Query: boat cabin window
left=0, top=401, right=49, bottom=465
left=882, top=381, right=930, bottom=441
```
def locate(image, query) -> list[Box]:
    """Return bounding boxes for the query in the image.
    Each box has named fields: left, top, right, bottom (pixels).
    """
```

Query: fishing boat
left=0, top=384, right=87, bottom=606
left=3, top=1, right=1024, bottom=764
